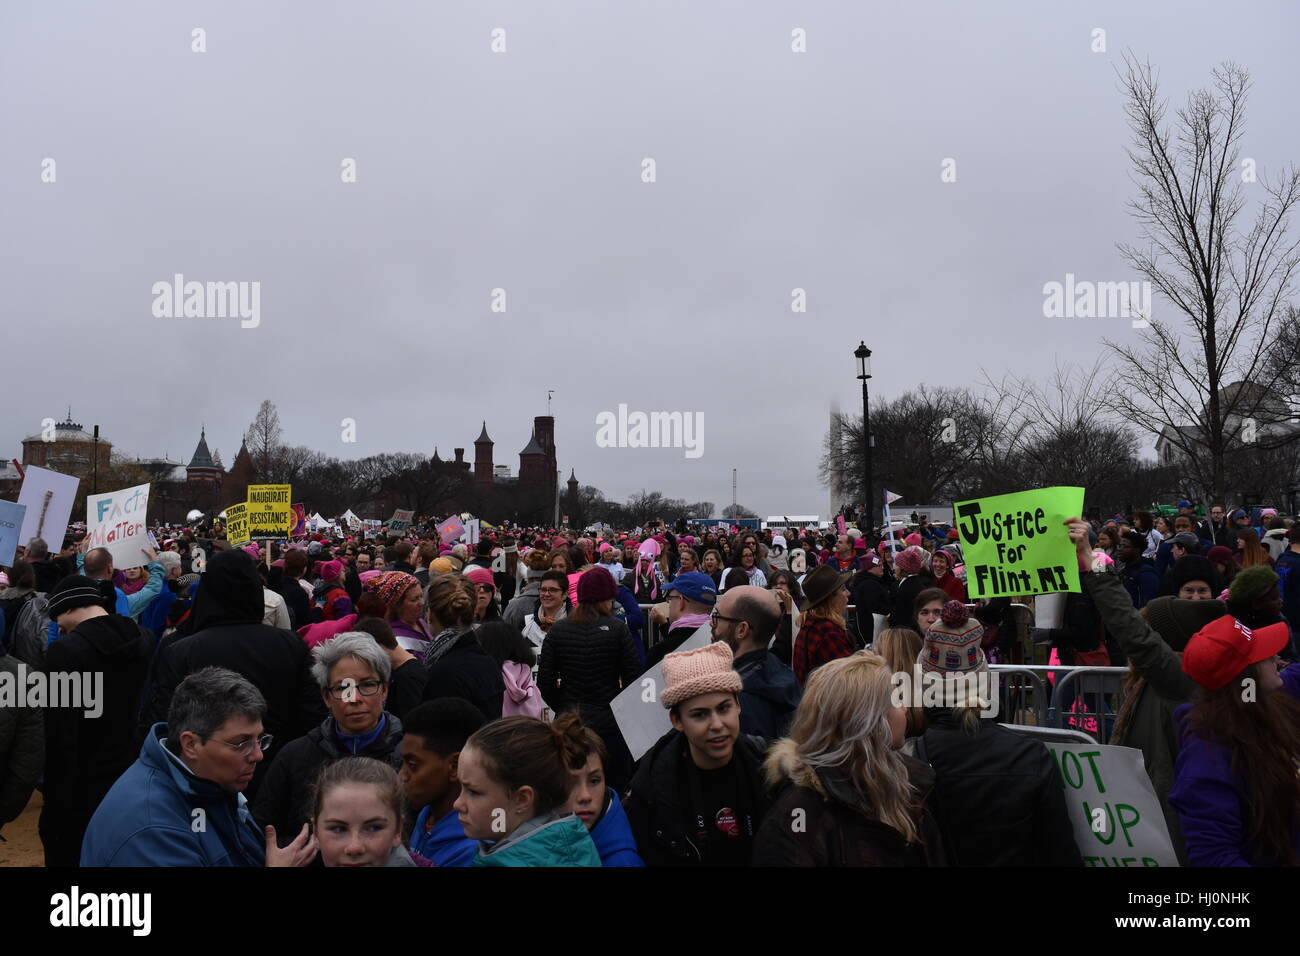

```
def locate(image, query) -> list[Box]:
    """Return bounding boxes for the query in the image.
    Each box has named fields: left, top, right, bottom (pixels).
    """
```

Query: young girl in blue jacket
left=455, top=714, right=601, bottom=867
left=565, top=727, right=645, bottom=867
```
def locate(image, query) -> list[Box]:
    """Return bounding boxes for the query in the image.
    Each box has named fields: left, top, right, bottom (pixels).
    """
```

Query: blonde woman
left=873, top=627, right=925, bottom=738
left=754, top=651, right=943, bottom=866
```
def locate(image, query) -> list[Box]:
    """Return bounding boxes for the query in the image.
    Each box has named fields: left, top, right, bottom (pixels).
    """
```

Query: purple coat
left=1168, top=665, right=1300, bottom=866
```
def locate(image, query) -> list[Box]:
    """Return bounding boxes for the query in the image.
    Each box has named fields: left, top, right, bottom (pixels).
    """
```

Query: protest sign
left=86, top=483, right=151, bottom=569
left=291, top=503, right=307, bottom=537
left=17, top=465, right=79, bottom=552
left=1045, top=742, right=1179, bottom=867
left=438, top=515, right=465, bottom=543
left=612, top=625, right=711, bottom=762
left=387, top=509, right=414, bottom=535
left=465, top=518, right=481, bottom=545
left=246, top=484, right=293, bottom=536
left=225, top=503, right=250, bottom=546
left=953, top=486, right=1083, bottom=599
left=0, top=500, right=28, bottom=565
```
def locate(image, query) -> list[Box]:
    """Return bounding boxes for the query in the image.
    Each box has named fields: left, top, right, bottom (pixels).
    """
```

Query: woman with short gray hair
left=252, top=633, right=404, bottom=845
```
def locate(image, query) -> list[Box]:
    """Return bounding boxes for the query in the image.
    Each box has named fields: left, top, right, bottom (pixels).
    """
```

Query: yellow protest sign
left=246, top=484, right=293, bottom=537
left=225, top=502, right=250, bottom=546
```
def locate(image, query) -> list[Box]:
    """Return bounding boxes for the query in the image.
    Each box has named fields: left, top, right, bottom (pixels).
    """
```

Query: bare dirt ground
left=0, top=791, right=45, bottom=867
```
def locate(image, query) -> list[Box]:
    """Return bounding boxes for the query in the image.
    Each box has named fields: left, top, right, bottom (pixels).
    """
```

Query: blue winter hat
left=662, top=571, right=718, bottom=606
left=1177, top=500, right=1193, bottom=509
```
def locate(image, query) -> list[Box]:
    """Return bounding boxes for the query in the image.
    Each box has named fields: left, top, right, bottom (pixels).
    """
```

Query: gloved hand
left=1029, top=627, right=1054, bottom=646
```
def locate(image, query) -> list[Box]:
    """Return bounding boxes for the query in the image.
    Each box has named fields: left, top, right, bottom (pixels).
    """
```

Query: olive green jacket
left=1083, top=570, right=1203, bottom=865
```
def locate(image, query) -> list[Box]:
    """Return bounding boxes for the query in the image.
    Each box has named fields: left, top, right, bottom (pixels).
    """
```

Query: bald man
left=710, top=586, right=801, bottom=740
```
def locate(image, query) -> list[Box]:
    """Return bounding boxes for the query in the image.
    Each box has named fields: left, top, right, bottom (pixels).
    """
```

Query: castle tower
left=473, top=421, right=494, bottom=485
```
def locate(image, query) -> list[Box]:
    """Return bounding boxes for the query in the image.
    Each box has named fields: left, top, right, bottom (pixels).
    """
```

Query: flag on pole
left=883, top=489, right=902, bottom=554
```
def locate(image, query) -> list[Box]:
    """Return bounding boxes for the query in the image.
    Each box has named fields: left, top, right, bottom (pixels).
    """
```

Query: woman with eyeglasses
left=252, top=632, right=404, bottom=848
left=522, top=570, right=570, bottom=650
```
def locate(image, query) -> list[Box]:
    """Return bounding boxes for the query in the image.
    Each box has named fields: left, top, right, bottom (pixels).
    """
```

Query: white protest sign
left=612, top=625, right=712, bottom=762
left=387, top=509, right=415, bottom=535
left=17, top=465, right=79, bottom=551
left=1044, top=742, right=1179, bottom=867
left=465, top=518, right=481, bottom=546
left=86, top=483, right=152, bottom=570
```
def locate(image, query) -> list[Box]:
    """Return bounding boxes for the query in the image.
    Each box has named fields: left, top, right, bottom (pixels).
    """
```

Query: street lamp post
left=855, top=342, right=873, bottom=536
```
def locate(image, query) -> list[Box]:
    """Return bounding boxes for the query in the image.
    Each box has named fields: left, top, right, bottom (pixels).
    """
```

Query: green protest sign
left=953, top=486, right=1083, bottom=599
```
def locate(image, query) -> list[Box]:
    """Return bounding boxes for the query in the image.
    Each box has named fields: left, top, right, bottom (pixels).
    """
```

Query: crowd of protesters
left=0, top=497, right=1296, bottom=867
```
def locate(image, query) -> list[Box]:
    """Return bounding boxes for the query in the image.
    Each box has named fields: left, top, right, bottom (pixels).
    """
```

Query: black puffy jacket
left=422, top=628, right=505, bottom=721
left=917, top=711, right=1082, bottom=866
left=537, top=615, right=641, bottom=788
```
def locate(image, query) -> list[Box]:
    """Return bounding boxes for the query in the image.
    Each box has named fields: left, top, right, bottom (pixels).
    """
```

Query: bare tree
left=722, top=503, right=756, bottom=518
left=1105, top=55, right=1300, bottom=502
left=246, top=400, right=284, bottom=481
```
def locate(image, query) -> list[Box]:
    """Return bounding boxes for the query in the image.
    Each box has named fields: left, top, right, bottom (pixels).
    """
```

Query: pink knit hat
left=365, top=570, right=420, bottom=615
left=660, top=641, right=743, bottom=709
left=465, top=567, right=495, bottom=589
left=317, top=559, right=343, bottom=582
left=905, top=533, right=922, bottom=547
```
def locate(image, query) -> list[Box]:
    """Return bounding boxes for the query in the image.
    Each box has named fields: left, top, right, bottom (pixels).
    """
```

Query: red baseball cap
left=1182, top=614, right=1290, bottom=690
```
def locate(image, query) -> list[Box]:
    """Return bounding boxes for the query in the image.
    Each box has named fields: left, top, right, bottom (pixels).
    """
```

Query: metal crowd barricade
left=1048, top=666, right=1129, bottom=744
left=638, top=604, right=668, bottom=648
left=988, top=665, right=1048, bottom=728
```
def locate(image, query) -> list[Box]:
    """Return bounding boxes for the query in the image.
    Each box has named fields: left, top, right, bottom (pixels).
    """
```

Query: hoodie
left=411, top=806, right=477, bottom=867
left=501, top=660, right=543, bottom=718
left=41, top=613, right=152, bottom=861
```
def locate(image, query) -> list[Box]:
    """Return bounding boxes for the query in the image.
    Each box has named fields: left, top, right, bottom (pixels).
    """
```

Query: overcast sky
left=3, top=1, right=1298, bottom=518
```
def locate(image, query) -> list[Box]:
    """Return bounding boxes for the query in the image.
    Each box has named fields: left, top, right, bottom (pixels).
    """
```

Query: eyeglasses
left=475, top=584, right=495, bottom=593
left=538, top=587, right=564, bottom=594
left=325, top=678, right=386, bottom=700
left=212, top=733, right=273, bottom=756
left=710, top=608, right=745, bottom=626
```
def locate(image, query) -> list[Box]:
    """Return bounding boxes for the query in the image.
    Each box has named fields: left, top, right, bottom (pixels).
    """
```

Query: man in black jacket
left=710, top=586, right=800, bottom=740
left=40, top=574, right=152, bottom=867
left=849, top=552, right=895, bottom=646
left=145, top=550, right=325, bottom=798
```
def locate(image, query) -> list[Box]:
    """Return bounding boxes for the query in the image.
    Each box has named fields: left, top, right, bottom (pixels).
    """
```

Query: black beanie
left=1166, top=555, right=1223, bottom=597
left=47, top=574, right=116, bottom=620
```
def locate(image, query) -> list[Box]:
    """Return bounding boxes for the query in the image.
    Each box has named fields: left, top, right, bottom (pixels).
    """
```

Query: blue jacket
left=1168, top=665, right=1300, bottom=866
left=590, top=789, right=644, bottom=867
left=613, top=586, right=646, bottom=666
left=1119, top=559, right=1161, bottom=609
left=81, top=722, right=266, bottom=867
left=411, top=806, right=477, bottom=867
left=473, top=812, right=601, bottom=867
left=734, top=648, right=802, bottom=740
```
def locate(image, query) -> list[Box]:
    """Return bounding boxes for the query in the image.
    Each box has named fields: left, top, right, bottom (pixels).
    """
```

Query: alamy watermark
left=595, top=405, right=703, bottom=459
left=152, top=273, right=260, bottom=328
left=0, top=664, right=102, bottom=718
left=890, top=669, right=1001, bottom=718
left=1042, top=274, right=1151, bottom=328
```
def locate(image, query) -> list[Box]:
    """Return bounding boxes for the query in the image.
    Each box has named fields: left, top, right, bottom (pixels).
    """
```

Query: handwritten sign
left=17, top=465, right=79, bottom=552
left=86, top=483, right=151, bottom=570
left=1045, top=742, right=1179, bottom=867
left=225, top=503, right=250, bottom=546
left=246, top=484, right=292, bottom=536
left=611, top=625, right=712, bottom=762
left=953, top=486, right=1083, bottom=598
left=387, top=509, right=414, bottom=535
left=0, top=499, right=28, bottom=565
